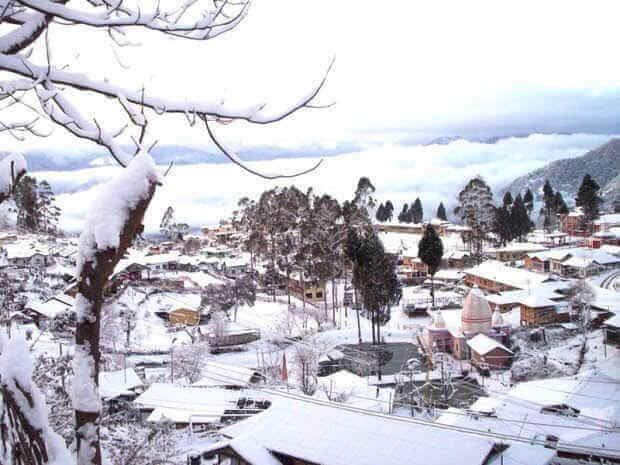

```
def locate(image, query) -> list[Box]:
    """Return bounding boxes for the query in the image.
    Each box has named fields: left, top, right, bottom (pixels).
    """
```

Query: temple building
left=423, top=287, right=511, bottom=362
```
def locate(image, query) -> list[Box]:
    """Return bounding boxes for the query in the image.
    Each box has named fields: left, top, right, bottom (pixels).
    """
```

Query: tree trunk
left=431, top=275, right=435, bottom=309
left=74, top=182, right=156, bottom=465
left=286, top=268, right=291, bottom=306
left=331, top=277, right=336, bottom=325
left=271, top=235, right=276, bottom=302
left=354, top=289, right=362, bottom=344
left=371, top=309, right=376, bottom=345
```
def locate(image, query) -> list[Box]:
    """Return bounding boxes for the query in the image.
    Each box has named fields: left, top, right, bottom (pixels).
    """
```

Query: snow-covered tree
left=454, top=176, right=494, bottom=263
left=436, top=202, right=447, bottom=221
left=0, top=2, right=331, bottom=463
left=418, top=224, right=443, bottom=309
left=37, top=179, right=61, bottom=235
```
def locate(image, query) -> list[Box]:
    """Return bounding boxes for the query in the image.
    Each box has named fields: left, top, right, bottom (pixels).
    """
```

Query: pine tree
left=502, top=191, right=513, bottom=208
left=576, top=174, right=602, bottom=225
left=554, top=191, right=569, bottom=215
left=375, top=203, right=385, bottom=222
left=454, top=176, right=494, bottom=262
left=37, top=180, right=61, bottom=235
left=541, top=180, right=555, bottom=232
left=14, top=175, right=38, bottom=232
left=412, top=197, right=423, bottom=224
left=398, top=203, right=409, bottom=223
left=384, top=200, right=394, bottom=222
left=510, top=194, right=533, bottom=241
left=346, top=230, right=401, bottom=345
left=492, top=205, right=512, bottom=246
left=523, top=188, right=534, bottom=216
left=418, top=224, right=444, bottom=309
left=436, top=202, right=447, bottom=221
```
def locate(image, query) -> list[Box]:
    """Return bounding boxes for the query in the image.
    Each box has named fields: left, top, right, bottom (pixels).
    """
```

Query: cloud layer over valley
left=34, top=133, right=614, bottom=234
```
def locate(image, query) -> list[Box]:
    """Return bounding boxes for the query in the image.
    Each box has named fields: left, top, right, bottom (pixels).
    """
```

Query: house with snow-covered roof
left=466, top=333, right=513, bottom=369
left=464, top=260, right=555, bottom=293
left=134, top=383, right=269, bottom=429
left=99, top=368, right=143, bottom=402
left=525, top=247, right=620, bottom=278
left=438, top=367, right=620, bottom=465
left=199, top=391, right=519, bottom=465
left=486, top=242, right=548, bottom=262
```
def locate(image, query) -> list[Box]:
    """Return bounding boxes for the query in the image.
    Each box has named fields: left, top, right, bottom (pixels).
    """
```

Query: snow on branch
left=76, top=150, right=161, bottom=276
left=16, top=0, right=248, bottom=39
left=0, top=11, right=49, bottom=54
left=0, top=330, right=73, bottom=465
left=0, top=53, right=335, bottom=125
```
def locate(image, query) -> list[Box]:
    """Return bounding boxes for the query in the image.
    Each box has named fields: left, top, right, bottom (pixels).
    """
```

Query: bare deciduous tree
left=0, top=2, right=331, bottom=464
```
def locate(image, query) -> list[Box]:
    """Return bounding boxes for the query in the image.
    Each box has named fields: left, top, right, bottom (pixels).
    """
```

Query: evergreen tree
left=398, top=203, right=409, bottom=223
left=554, top=191, right=569, bottom=215
left=454, top=176, right=494, bottom=263
left=436, top=202, right=447, bottom=221
left=37, top=180, right=61, bottom=235
left=502, top=191, right=513, bottom=208
left=510, top=194, right=533, bottom=241
left=412, top=197, right=423, bottom=223
left=576, top=174, right=602, bottom=225
left=523, top=188, right=534, bottom=216
left=375, top=203, right=385, bottom=222
left=384, top=200, right=394, bottom=222
left=492, top=205, right=512, bottom=247
left=14, top=175, right=38, bottom=232
left=541, top=180, right=555, bottom=232
left=418, top=224, right=444, bottom=309
left=346, top=230, right=401, bottom=346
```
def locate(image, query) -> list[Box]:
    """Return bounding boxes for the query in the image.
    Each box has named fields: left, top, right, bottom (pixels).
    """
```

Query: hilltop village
left=1, top=173, right=620, bottom=465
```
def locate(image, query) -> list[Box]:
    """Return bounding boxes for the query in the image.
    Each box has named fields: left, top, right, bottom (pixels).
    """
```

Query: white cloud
left=40, top=133, right=613, bottom=233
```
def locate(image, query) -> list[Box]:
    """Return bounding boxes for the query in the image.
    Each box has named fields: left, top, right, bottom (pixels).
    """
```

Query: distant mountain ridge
left=14, top=132, right=561, bottom=171
left=501, top=138, right=620, bottom=205
left=18, top=142, right=360, bottom=172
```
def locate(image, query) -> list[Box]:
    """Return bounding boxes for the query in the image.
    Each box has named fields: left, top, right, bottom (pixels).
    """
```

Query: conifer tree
left=384, top=200, right=394, bottom=222
left=554, top=191, right=569, bottom=215
left=412, top=197, right=423, bottom=223
left=523, top=188, right=534, bottom=216
left=37, top=180, right=61, bottom=235
left=454, top=176, right=494, bottom=262
left=436, top=202, right=447, bottom=221
left=492, top=205, right=512, bottom=246
left=418, top=224, right=444, bottom=308
left=14, top=175, right=38, bottom=232
left=541, top=180, right=555, bottom=232
left=576, top=174, right=602, bottom=226
left=398, top=203, right=409, bottom=223
left=510, top=194, right=533, bottom=241
left=375, top=203, right=386, bottom=222
left=502, top=191, right=513, bottom=208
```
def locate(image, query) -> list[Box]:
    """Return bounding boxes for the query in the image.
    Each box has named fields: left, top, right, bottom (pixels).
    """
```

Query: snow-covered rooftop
left=192, top=361, right=258, bottom=388
left=204, top=392, right=496, bottom=465
left=99, top=368, right=142, bottom=400
left=466, top=333, right=512, bottom=356
left=464, top=260, right=553, bottom=290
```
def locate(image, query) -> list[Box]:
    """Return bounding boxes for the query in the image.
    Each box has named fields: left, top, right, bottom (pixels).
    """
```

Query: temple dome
left=461, top=286, right=492, bottom=334
left=492, top=309, right=504, bottom=327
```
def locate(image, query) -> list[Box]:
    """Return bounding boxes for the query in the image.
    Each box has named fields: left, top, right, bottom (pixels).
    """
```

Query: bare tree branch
left=202, top=115, right=323, bottom=179
left=0, top=53, right=335, bottom=124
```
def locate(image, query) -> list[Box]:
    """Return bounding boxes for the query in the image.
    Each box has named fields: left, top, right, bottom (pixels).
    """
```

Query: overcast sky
left=4, top=0, right=620, bottom=153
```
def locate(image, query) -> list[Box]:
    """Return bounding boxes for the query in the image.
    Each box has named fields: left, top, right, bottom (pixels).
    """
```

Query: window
left=316, top=292, right=323, bottom=298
